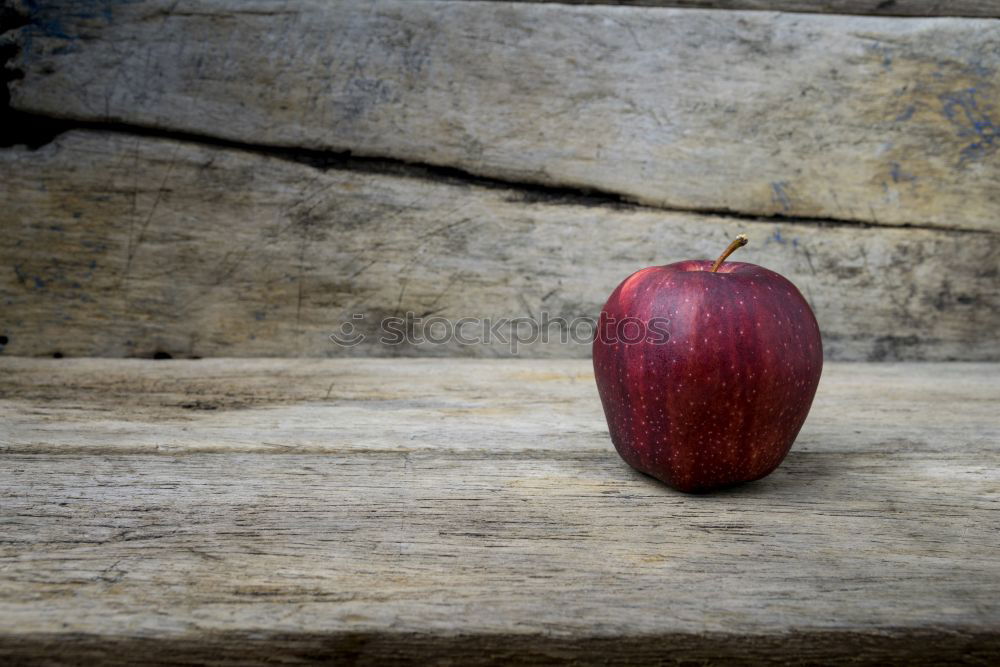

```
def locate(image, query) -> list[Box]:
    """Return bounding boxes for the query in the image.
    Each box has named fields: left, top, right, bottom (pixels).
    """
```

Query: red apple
left=593, top=235, right=822, bottom=493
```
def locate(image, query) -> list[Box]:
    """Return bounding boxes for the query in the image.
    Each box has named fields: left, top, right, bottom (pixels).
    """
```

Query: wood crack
left=2, top=111, right=993, bottom=236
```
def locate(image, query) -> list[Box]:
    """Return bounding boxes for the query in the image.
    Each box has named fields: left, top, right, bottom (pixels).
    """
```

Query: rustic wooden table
left=1, top=358, right=997, bottom=664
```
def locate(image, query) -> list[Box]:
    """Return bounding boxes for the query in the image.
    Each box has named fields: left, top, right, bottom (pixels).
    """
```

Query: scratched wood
left=463, top=1, right=1000, bottom=18
left=6, top=1, right=1000, bottom=229
left=0, top=358, right=998, bottom=665
left=2, top=130, right=999, bottom=361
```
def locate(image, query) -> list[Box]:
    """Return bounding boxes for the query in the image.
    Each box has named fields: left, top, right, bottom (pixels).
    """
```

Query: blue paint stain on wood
left=18, top=0, right=142, bottom=62
left=965, top=59, right=993, bottom=78
left=21, top=0, right=73, bottom=40
left=940, top=88, right=997, bottom=165
left=890, top=162, right=916, bottom=183
left=865, top=43, right=893, bottom=70
left=770, top=182, right=791, bottom=212
left=17, top=1, right=73, bottom=64
left=895, top=105, right=915, bottom=122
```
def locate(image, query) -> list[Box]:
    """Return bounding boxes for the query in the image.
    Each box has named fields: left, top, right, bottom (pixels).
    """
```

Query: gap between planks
left=2, top=113, right=993, bottom=236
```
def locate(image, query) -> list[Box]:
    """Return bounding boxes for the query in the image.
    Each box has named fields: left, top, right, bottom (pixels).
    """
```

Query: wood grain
left=2, top=358, right=997, bottom=456
left=2, top=130, right=998, bottom=361
left=0, top=131, right=1000, bottom=360
left=7, top=0, right=1000, bottom=228
left=459, top=1, right=1000, bottom=18
left=0, top=358, right=998, bottom=664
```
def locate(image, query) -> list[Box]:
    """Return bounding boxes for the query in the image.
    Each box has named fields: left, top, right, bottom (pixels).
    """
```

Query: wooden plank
left=1, top=358, right=997, bottom=456
left=0, top=358, right=998, bottom=664
left=460, top=1, right=1000, bottom=19
left=2, top=130, right=998, bottom=361
left=7, top=1, right=1000, bottom=229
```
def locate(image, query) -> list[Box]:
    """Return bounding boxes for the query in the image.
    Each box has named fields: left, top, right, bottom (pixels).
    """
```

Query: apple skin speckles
left=592, top=260, right=823, bottom=493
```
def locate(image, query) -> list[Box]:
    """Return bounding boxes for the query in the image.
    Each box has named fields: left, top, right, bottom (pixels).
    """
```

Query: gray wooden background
left=2, top=0, right=998, bottom=361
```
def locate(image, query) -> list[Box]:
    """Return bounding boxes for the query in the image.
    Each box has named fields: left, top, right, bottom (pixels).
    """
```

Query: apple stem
left=710, top=234, right=749, bottom=273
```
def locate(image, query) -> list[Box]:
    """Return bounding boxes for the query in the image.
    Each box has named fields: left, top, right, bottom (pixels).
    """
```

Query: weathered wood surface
left=467, top=1, right=1000, bottom=18
left=5, top=358, right=998, bottom=456
left=6, top=1, right=1000, bottom=229
left=2, top=131, right=999, bottom=362
left=0, top=358, right=998, bottom=665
